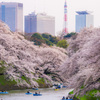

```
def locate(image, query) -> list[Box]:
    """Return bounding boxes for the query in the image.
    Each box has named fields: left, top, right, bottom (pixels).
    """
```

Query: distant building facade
left=76, top=11, right=94, bottom=32
left=25, top=12, right=55, bottom=36
left=0, top=2, right=23, bottom=32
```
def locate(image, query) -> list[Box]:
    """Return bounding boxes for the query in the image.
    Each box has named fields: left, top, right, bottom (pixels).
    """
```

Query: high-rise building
left=25, top=12, right=55, bottom=36
left=76, top=11, right=94, bottom=32
left=0, top=2, right=23, bottom=32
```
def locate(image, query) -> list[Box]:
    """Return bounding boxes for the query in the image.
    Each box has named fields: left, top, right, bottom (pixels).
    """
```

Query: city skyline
left=0, top=0, right=100, bottom=35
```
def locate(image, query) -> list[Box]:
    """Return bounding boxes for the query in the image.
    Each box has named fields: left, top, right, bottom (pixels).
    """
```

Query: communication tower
left=64, top=0, right=68, bottom=34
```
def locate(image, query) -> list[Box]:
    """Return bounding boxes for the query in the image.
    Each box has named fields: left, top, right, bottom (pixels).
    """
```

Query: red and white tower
left=64, top=0, right=68, bottom=34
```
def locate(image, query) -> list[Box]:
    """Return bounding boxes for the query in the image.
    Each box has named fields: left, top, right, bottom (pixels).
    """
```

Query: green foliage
left=0, top=66, right=6, bottom=74
left=49, top=36, right=59, bottom=44
left=42, top=33, right=59, bottom=44
left=0, top=60, right=17, bottom=86
left=36, top=78, right=45, bottom=84
left=76, top=95, right=100, bottom=100
left=33, top=78, right=50, bottom=88
left=31, top=33, right=43, bottom=40
left=80, top=85, right=85, bottom=89
left=0, top=60, right=6, bottom=65
left=57, top=39, right=68, bottom=48
left=31, top=33, right=45, bottom=45
left=87, top=89, right=100, bottom=97
left=31, top=33, right=69, bottom=48
left=0, top=60, right=7, bottom=74
left=21, top=75, right=30, bottom=85
left=64, top=32, right=76, bottom=38
left=75, top=89, right=100, bottom=100
left=0, top=75, right=17, bottom=86
left=43, top=38, right=53, bottom=46
left=42, top=34, right=50, bottom=39
left=35, top=78, right=46, bottom=87
left=69, top=90, right=74, bottom=95
left=31, top=33, right=60, bottom=46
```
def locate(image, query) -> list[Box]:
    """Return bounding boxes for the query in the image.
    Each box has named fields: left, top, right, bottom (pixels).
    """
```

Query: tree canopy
left=64, top=32, right=76, bottom=38
left=31, top=33, right=68, bottom=48
left=57, top=39, right=68, bottom=48
left=31, top=33, right=45, bottom=45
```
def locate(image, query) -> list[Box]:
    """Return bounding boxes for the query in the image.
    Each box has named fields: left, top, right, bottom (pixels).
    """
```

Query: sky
left=1, top=0, right=100, bottom=35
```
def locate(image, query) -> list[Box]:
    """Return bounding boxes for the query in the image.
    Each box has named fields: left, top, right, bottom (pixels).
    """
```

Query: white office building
left=0, top=2, right=23, bottom=32
left=25, top=12, right=55, bottom=36
left=76, top=11, right=94, bottom=32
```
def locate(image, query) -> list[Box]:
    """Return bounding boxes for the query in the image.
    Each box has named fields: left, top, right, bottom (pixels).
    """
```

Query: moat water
left=0, top=88, right=73, bottom=100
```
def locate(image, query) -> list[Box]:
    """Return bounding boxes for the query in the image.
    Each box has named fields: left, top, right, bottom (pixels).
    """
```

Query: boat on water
left=54, top=89, right=59, bottom=91
left=53, top=83, right=67, bottom=89
left=32, top=88, right=38, bottom=90
left=25, top=92, right=32, bottom=95
left=61, top=96, right=73, bottom=100
left=61, top=99, right=73, bottom=100
left=33, top=94, right=42, bottom=96
left=0, top=91, right=8, bottom=94
left=62, top=86, right=67, bottom=88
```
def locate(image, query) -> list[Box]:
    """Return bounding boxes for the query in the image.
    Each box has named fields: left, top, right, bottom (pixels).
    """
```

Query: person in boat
left=27, top=91, right=30, bottom=93
left=38, top=91, right=40, bottom=94
left=56, top=87, right=58, bottom=89
left=35, top=92, right=37, bottom=94
left=66, top=96, right=68, bottom=99
left=62, top=96, right=65, bottom=100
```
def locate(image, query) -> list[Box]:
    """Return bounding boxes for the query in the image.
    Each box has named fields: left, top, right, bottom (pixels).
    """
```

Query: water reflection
left=0, top=88, right=73, bottom=100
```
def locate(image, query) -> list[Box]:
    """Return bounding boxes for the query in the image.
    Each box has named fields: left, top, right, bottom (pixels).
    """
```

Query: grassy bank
left=69, top=89, right=100, bottom=100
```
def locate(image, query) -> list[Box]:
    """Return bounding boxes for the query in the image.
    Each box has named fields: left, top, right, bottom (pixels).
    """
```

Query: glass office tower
left=76, top=11, right=94, bottom=32
left=0, top=2, right=23, bottom=32
left=25, top=12, right=55, bottom=36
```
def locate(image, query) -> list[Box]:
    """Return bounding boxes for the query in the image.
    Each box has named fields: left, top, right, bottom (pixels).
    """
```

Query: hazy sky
left=1, top=0, right=100, bottom=34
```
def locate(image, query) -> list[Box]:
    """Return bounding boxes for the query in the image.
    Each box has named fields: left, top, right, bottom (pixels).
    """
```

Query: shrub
left=64, top=32, right=76, bottom=38
left=31, top=33, right=45, bottom=45
left=57, top=39, right=68, bottom=48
